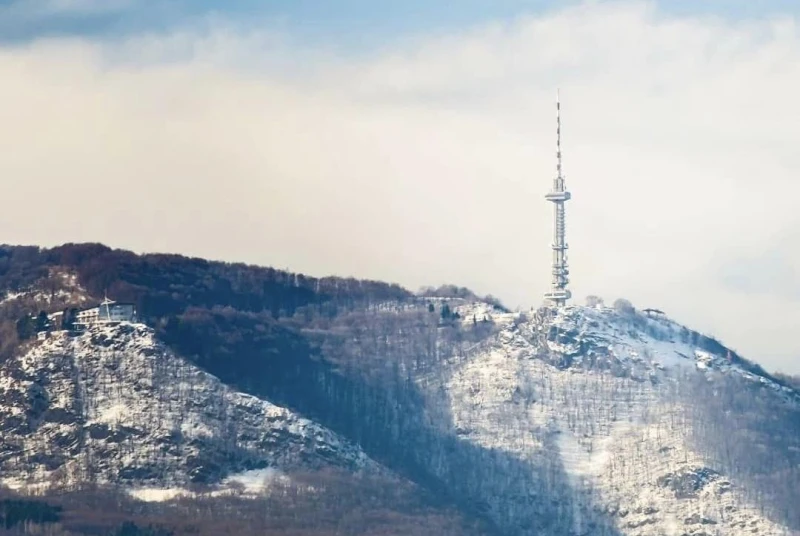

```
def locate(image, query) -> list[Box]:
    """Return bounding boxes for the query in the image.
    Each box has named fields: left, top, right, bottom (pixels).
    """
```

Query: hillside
left=0, top=323, right=378, bottom=490
left=0, top=243, right=799, bottom=535
left=439, top=302, right=799, bottom=534
left=0, top=242, right=411, bottom=363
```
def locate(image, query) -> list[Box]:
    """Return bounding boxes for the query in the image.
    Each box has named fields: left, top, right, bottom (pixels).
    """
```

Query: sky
left=1, top=0, right=800, bottom=374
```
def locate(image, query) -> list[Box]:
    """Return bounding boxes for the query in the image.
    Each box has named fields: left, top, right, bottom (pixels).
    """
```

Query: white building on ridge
left=74, top=296, right=136, bottom=326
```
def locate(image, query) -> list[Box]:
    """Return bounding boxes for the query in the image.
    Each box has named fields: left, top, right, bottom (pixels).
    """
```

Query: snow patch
left=0, top=291, right=23, bottom=304
left=95, top=404, right=128, bottom=425
left=223, top=468, right=287, bottom=494
left=129, top=488, right=187, bottom=502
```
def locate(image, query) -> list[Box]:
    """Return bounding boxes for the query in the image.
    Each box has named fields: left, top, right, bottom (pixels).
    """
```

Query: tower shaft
left=544, top=90, right=572, bottom=307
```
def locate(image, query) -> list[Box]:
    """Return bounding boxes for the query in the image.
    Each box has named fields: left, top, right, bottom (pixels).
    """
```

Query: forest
left=1, top=243, right=799, bottom=535
left=0, top=470, right=489, bottom=535
left=0, top=243, right=508, bottom=533
left=0, top=242, right=412, bottom=361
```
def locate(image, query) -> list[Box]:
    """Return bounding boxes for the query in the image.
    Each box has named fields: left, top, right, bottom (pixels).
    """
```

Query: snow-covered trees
left=585, top=295, right=604, bottom=308
left=612, top=298, right=635, bottom=316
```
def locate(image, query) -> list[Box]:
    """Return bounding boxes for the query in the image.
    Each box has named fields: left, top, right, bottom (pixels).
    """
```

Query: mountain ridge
left=0, top=242, right=798, bottom=535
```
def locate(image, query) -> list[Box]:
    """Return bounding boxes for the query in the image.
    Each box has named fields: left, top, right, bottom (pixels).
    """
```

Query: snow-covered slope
left=0, top=323, right=379, bottom=493
left=440, top=302, right=798, bottom=536
left=1, top=296, right=797, bottom=534
left=539, top=305, right=797, bottom=402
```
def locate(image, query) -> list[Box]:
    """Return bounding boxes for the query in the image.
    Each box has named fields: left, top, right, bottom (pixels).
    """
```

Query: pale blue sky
left=1, top=0, right=799, bottom=45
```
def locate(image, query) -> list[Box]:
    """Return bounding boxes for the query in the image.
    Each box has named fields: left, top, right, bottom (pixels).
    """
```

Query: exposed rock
left=658, top=466, right=721, bottom=499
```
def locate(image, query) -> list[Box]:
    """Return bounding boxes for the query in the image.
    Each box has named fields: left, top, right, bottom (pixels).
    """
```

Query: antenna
left=101, top=291, right=115, bottom=321
left=544, top=88, right=572, bottom=307
left=556, top=88, right=562, bottom=181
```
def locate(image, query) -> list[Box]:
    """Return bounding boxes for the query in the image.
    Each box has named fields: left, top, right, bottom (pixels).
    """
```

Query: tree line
left=0, top=468, right=489, bottom=536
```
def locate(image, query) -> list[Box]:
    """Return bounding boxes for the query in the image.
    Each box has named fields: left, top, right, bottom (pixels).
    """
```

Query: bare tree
left=585, top=295, right=604, bottom=308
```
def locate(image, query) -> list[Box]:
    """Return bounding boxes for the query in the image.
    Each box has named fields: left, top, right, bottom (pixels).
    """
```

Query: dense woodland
left=0, top=243, right=507, bottom=533
left=0, top=242, right=412, bottom=361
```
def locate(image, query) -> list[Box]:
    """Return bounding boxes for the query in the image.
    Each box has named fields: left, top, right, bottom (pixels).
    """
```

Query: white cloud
left=1, top=1, right=800, bottom=372
left=0, top=0, right=134, bottom=19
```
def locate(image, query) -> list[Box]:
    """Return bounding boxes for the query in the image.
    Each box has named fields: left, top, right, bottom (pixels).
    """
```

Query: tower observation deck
left=544, top=90, right=572, bottom=307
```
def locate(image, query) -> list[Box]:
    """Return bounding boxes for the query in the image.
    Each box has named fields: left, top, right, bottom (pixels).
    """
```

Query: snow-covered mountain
left=435, top=302, right=799, bottom=535
left=1, top=262, right=798, bottom=535
left=0, top=323, right=380, bottom=495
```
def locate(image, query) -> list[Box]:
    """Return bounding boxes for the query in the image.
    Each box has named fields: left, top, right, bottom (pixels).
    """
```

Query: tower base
left=544, top=289, right=572, bottom=305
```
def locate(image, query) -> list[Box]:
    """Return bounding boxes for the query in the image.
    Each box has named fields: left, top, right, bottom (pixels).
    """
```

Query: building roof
left=77, top=301, right=135, bottom=313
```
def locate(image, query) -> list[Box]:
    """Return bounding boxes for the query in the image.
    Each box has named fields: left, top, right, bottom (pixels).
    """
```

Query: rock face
left=438, top=303, right=798, bottom=536
left=0, top=323, right=378, bottom=490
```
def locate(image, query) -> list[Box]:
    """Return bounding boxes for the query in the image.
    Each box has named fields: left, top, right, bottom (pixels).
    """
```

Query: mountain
left=440, top=301, right=799, bottom=535
left=0, top=243, right=798, bottom=535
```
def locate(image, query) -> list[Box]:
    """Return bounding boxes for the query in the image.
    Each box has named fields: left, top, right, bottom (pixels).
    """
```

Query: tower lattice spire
left=544, top=89, right=572, bottom=307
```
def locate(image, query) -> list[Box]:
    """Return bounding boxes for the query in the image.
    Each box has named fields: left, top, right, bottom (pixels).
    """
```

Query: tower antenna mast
left=544, top=89, right=572, bottom=307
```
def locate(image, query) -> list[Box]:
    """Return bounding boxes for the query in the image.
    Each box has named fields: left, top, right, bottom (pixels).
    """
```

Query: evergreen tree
left=35, top=311, right=49, bottom=332
left=61, top=307, right=78, bottom=331
left=15, top=315, right=34, bottom=340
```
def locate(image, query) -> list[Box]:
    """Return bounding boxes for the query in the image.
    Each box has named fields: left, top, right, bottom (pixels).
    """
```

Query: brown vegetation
left=0, top=469, right=490, bottom=536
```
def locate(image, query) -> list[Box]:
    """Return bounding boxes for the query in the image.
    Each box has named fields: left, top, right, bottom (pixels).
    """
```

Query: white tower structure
left=544, top=89, right=572, bottom=307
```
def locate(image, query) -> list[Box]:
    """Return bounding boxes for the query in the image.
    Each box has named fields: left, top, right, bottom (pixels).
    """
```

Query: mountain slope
left=0, top=323, right=378, bottom=492
left=1, top=243, right=798, bottom=535
left=435, top=302, right=800, bottom=535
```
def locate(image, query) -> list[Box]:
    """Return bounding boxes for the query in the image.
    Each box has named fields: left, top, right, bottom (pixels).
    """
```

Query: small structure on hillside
left=74, top=296, right=137, bottom=326
left=643, top=308, right=665, bottom=318
left=43, top=295, right=137, bottom=332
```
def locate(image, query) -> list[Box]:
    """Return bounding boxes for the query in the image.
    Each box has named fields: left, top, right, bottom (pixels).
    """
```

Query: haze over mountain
left=1, top=0, right=800, bottom=373
left=0, top=243, right=797, bottom=535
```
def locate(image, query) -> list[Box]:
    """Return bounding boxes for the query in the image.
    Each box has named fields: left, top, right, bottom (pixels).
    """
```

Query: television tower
left=544, top=89, right=572, bottom=307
